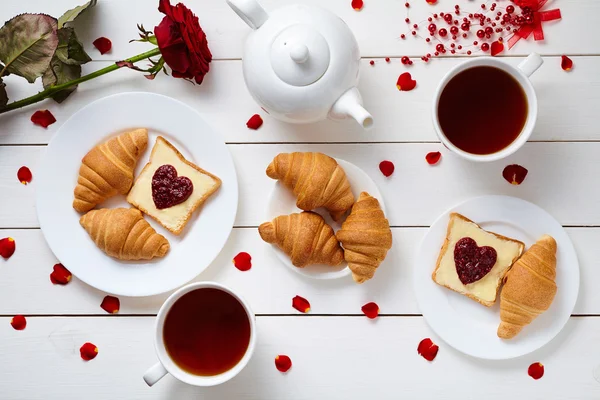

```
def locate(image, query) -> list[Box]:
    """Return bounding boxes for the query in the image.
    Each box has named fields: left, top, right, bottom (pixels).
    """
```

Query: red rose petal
left=0, top=237, right=16, bottom=259
left=93, top=37, right=112, bottom=55
left=417, top=338, right=439, bottom=361
left=426, top=0, right=437, bottom=4
left=490, top=40, right=504, bottom=57
left=426, top=151, right=441, bottom=165
left=502, top=164, right=528, bottom=185
left=351, top=0, right=364, bottom=11
left=396, top=72, right=417, bottom=91
left=31, top=110, right=56, bottom=128
left=528, top=362, right=544, bottom=380
left=100, top=296, right=120, bottom=314
left=80, top=342, right=98, bottom=361
left=385, top=57, right=390, bottom=63
left=379, top=160, right=395, bottom=177
left=233, top=252, right=252, bottom=271
left=17, top=166, right=32, bottom=185
left=50, top=263, right=72, bottom=285
left=561, top=55, right=573, bottom=71
left=361, top=302, right=379, bottom=319
left=10, top=315, right=26, bottom=330
left=292, top=295, right=310, bottom=313
left=275, top=355, right=292, bottom=372
left=369, top=60, right=375, bottom=66
left=246, top=114, right=263, bottom=130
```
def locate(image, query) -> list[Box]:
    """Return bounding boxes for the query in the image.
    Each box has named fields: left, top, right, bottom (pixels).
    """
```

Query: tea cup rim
left=432, top=56, right=539, bottom=162
left=153, top=281, right=257, bottom=387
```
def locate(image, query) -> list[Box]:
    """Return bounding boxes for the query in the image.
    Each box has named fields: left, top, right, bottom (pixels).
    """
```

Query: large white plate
left=266, top=159, right=384, bottom=280
left=36, top=93, right=238, bottom=297
left=414, top=195, right=579, bottom=360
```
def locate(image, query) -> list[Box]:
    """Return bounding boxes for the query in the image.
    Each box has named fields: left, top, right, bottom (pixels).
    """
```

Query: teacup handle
left=143, top=362, right=168, bottom=387
left=517, top=52, right=543, bottom=78
left=226, top=0, right=269, bottom=30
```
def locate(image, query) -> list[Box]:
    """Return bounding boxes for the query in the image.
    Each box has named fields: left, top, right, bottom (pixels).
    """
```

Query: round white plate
left=36, top=92, right=238, bottom=297
left=266, top=159, right=384, bottom=279
left=414, top=195, right=579, bottom=360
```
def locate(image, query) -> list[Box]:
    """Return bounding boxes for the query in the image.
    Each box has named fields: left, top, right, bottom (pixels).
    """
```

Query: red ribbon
left=508, top=0, right=561, bottom=49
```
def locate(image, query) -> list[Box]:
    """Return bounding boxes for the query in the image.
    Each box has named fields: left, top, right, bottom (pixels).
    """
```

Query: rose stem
left=0, top=47, right=162, bottom=114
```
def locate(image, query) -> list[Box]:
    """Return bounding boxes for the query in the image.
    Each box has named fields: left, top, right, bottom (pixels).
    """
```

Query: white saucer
left=36, top=93, right=238, bottom=297
left=414, top=195, right=579, bottom=360
left=265, top=159, right=384, bottom=280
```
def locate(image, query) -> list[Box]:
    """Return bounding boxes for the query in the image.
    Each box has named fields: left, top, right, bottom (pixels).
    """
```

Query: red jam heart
left=454, top=237, right=497, bottom=285
left=152, top=165, right=193, bottom=209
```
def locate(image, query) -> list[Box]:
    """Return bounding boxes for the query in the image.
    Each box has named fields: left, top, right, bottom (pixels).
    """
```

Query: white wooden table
left=1, top=0, right=599, bottom=398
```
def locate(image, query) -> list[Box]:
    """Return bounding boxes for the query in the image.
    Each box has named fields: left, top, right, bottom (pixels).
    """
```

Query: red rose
left=154, top=0, right=212, bottom=84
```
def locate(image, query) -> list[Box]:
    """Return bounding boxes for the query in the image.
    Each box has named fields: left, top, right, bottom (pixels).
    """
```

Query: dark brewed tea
left=437, top=66, right=528, bottom=155
left=163, top=288, right=251, bottom=376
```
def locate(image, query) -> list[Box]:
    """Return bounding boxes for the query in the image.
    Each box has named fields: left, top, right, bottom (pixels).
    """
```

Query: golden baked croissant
left=266, top=152, right=355, bottom=221
left=498, top=235, right=558, bottom=339
left=73, top=128, right=148, bottom=213
left=80, top=208, right=170, bottom=260
left=258, top=212, right=344, bottom=268
left=336, top=192, right=392, bottom=283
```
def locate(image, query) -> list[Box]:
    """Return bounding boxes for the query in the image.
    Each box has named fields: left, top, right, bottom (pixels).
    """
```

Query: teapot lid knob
left=270, top=24, right=330, bottom=87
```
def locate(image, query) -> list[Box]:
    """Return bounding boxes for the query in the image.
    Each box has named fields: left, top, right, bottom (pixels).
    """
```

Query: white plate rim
left=413, top=195, right=580, bottom=360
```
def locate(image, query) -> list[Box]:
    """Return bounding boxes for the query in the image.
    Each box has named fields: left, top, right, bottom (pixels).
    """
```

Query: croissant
left=266, top=152, right=355, bottom=221
left=73, top=128, right=148, bottom=213
left=258, top=212, right=344, bottom=268
left=336, top=192, right=392, bottom=283
left=498, top=235, right=558, bottom=339
left=80, top=208, right=170, bottom=260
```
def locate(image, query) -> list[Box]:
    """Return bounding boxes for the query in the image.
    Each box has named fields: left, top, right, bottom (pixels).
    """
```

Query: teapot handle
left=226, top=0, right=269, bottom=30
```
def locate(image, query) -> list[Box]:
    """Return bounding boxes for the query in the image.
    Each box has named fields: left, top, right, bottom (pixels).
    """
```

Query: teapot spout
left=330, top=88, right=374, bottom=130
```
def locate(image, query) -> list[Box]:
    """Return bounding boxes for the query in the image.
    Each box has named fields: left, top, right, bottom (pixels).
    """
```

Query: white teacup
left=432, top=52, right=543, bottom=162
left=143, top=282, right=257, bottom=387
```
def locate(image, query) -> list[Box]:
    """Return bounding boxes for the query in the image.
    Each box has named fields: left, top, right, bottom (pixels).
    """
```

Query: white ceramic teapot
left=226, top=0, right=374, bottom=129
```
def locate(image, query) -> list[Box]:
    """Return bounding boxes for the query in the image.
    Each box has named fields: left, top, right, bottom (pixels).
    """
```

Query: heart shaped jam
left=454, top=237, right=497, bottom=285
left=152, top=165, right=193, bottom=209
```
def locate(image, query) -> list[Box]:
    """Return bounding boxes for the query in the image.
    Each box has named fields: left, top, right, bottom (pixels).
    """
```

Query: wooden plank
left=2, top=0, right=598, bottom=60
left=0, top=316, right=598, bottom=399
left=0, top=227, right=596, bottom=315
left=1, top=142, right=599, bottom=228
left=1, top=56, right=598, bottom=144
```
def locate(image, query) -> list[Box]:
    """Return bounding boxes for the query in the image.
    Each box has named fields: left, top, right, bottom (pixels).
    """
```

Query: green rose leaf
left=58, top=0, right=98, bottom=29
left=42, top=57, right=82, bottom=103
left=0, top=78, right=8, bottom=108
left=55, top=28, right=91, bottom=66
left=0, top=14, right=58, bottom=83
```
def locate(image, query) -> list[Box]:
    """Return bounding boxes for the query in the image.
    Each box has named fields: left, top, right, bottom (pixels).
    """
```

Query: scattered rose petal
left=369, top=60, right=375, bottom=66
left=396, top=72, right=416, bottom=91
left=80, top=342, right=98, bottom=361
left=246, top=114, right=263, bottom=130
left=490, top=40, right=504, bottom=57
left=31, top=110, right=56, bottom=128
left=50, top=263, right=72, bottom=285
left=417, top=338, right=439, bottom=361
left=10, top=315, right=26, bottom=330
left=0, top=237, right=16, bottom=259
left=385, top=57, right=390, bottom=62
left=426, top=0, right=437, bottom=4
left=502, top=164, right=528, bottom=185
left=561, top=55, right=573, bottom=71
left=292, top=295, right=310, bottom=313
left=100, top=296, right=120, bottom=314
left=379, top=160, right=395, bottom=177
left=233, top=252, right=252, bottom=271
left=17, top=166, right=32, bottom=185
left=93, top=37, right=112, bottom=55
left=275, top=355, right=292, bottom=372
left=351, top=0, right=363, bottom=11
left=528, top=362, right=544, bottom=380
left=426, top=151, right=441, bottom=165
left=361, top=302, right=379, bottom=319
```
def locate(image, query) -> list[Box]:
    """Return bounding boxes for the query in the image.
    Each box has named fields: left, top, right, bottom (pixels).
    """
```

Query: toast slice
left=432, top=213, right=524, bottom=307
left=127, top=136, right=221, bottom=235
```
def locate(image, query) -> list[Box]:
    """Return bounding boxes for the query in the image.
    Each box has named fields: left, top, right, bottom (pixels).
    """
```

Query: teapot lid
left=270, top=24, right=330, bottom=87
